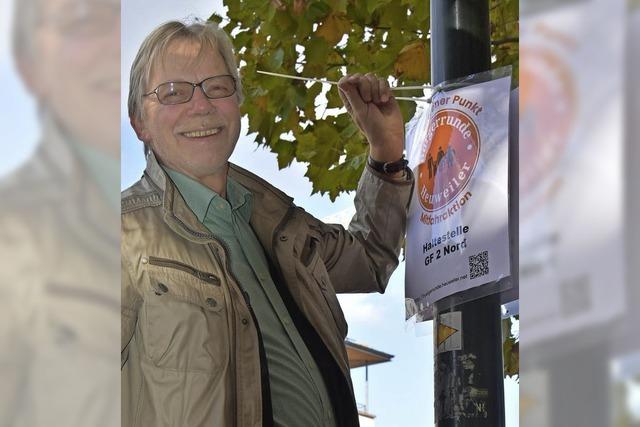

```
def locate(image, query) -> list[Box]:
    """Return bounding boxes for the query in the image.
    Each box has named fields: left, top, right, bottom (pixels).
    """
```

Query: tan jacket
left=121, top=152, right=413, bottom=427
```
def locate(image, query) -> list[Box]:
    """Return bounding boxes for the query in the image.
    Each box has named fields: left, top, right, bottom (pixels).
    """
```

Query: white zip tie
left=256, top=70, right=432, bottom=102
left=257, top=70, right=339, bottom=86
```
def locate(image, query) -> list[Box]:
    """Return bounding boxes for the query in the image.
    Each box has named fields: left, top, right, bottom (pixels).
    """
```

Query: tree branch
left=491, top=37, right=519, bottom=46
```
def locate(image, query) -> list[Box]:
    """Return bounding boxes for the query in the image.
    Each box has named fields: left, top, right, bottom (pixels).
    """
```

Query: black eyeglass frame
left=143, top=74, right=237, bottom=105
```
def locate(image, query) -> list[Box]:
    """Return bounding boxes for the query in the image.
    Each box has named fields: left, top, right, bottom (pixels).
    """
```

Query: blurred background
left=0, top=0, right=120, bottom=426
left=520, top=0, right=640, bottom=426
left=0, top=0, right=638, bottom=425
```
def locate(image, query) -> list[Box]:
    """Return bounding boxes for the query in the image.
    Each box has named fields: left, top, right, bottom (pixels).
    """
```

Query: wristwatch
left=367, top=155, right=409, bottom=174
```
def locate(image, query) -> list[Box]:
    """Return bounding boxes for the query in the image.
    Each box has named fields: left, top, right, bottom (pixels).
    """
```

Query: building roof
left=345, top=339, right=394, bottom=368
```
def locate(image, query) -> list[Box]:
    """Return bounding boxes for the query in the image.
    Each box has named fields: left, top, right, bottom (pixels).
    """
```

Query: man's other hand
left=338, top=73, right=405, bottom=164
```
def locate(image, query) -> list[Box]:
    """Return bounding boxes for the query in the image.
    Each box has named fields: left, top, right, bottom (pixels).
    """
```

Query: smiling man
left=121, top=19, right=413, bottom=427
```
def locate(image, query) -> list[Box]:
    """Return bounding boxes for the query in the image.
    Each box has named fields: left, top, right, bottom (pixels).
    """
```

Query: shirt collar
left=164, top=167, right=253, bottom=223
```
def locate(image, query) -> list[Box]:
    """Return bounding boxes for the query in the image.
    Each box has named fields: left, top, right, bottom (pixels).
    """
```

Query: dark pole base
left=434, top=292, right=505, bottom=427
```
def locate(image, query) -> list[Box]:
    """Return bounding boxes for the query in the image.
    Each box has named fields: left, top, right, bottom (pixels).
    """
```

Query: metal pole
left=365, top=364, right=369, bottom=412
left=430, top=1, right=505, bottom=426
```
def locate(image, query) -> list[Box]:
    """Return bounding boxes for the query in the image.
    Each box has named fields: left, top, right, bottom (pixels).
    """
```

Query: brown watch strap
left=368, top=155, right=409, bottom=174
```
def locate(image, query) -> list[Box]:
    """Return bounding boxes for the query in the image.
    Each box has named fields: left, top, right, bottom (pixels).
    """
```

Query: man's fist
left=338, top=73, right=405, bottom=164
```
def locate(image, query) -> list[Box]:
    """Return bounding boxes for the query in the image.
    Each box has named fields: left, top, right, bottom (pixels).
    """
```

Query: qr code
left=469, top=251, right=489, bottom=279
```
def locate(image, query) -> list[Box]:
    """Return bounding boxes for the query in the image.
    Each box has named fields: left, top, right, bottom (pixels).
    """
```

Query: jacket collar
left=144, top=150, right=294, bottom=250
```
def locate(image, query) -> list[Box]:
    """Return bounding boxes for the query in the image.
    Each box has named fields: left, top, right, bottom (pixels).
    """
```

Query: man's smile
left=180, top=127, right=223, bottom=138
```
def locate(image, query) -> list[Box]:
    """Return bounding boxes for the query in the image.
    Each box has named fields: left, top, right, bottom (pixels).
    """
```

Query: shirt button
left=206, top=297, right=217, bottom=307
left=141, top=257, right=148, bottom=264
left=242, top=318, right=249, bottom=325
left=279, top=235, right=288, bottom=242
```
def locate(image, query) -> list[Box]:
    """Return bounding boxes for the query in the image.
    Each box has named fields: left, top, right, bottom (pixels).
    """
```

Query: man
left=122, top=19, right=413, bottom=427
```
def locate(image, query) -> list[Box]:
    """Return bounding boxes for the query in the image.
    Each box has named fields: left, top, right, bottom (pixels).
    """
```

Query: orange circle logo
left=417, top=109, right=480, bottom=212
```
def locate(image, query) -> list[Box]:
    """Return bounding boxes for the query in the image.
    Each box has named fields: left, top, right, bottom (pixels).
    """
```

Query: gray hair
left=128, top=19, right=243, bottom=123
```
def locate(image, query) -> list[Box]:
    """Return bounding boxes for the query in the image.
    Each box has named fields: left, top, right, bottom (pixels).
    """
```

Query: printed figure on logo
left=418, top=109, right=480, bottom=213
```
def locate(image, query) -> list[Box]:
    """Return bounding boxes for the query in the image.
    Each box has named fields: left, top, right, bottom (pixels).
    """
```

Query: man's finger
left=365, top=73, right=380, bottom=104
left=337, top=76, right=353, bottom=113
left=338, top=74, right=367, bottom=114
left=379, top=78, right=390, bottom=104
left=356, top=74, right=373, bottom=103
left=337, top=88, right=352, bottom=113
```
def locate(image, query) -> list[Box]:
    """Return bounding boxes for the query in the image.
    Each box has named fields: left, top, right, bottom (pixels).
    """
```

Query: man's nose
left=189, top=85, right=216, bottom=114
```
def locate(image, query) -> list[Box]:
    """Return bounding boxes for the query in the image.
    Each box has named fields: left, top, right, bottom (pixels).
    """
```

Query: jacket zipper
left=167, top=211, right=274, bottom=427
left=146, top=256, right=220, bottom=285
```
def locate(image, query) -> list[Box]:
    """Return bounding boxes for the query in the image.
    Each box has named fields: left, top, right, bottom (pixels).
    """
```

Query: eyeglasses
left=144, top=75, right=237, bottom=105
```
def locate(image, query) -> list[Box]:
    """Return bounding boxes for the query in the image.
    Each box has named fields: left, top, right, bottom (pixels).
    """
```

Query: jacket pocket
left=140, top=260, right=228, bottom=375
left=147, top=256, right=221, bottom=285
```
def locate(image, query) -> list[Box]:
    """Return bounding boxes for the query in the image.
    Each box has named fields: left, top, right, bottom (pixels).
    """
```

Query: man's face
left=134, top=40, right=241, bottom=181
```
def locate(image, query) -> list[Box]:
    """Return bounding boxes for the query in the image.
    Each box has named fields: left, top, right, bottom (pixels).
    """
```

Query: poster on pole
left=405, top=67, right=513, bottom=321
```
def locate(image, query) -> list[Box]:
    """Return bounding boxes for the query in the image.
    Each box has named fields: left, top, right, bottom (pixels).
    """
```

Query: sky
left=0, top=0, right=518, bottom=424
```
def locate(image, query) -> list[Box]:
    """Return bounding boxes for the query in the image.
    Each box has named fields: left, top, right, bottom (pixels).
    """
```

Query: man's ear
left=130, top=114, right=151, bottom=143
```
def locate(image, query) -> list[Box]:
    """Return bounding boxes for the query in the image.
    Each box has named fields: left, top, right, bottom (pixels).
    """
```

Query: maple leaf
left=316, top=12, right=351, bottom=45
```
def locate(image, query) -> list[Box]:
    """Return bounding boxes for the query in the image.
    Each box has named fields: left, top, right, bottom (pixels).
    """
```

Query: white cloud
left=321, top=206, right=355, bottom=228
left=338, top=293, right=386, bottom=326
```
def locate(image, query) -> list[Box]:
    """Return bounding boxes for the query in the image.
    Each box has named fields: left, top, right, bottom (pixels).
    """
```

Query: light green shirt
left=165, top=168, right=336, bottom=427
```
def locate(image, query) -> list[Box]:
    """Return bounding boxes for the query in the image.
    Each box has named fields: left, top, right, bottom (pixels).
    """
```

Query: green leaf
left=366, top=0, right=391, bottom=14
left=413, top=0, right=429, bottom=22
left=274, top=9, right=297, bottom=33
left=379, top=3, right=408, bottom=28
left=295, top=131, right=318, bottom=162
left=326, top=0, right=348, bottom=13
left=304, top=37, right=331, bottom=69
left=326, top=86, right=343, bottom=108
left=502, top=316, right=519, bottom=380
left=267, top=47, right=285, bottom=70
left=305, top=1, right=332, bottom=21
left=303, top=83, right=322, bottom=119
left=208, top=12, right=224, bottom=24
left=339, top=121, right=360, bottom=140
left=273, top=138, right=297, bottom=168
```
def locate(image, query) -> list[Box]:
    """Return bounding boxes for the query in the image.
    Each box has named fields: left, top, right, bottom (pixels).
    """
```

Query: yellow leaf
left=394, top=40, right=429, bottom=80
left=316, top=13, right=351, bottom=45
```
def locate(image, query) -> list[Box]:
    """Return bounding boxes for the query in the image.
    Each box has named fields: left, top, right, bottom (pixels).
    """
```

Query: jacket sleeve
left=121, top=256, right=141, bottom=369
left=311, top=164, right=414, bottom=294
